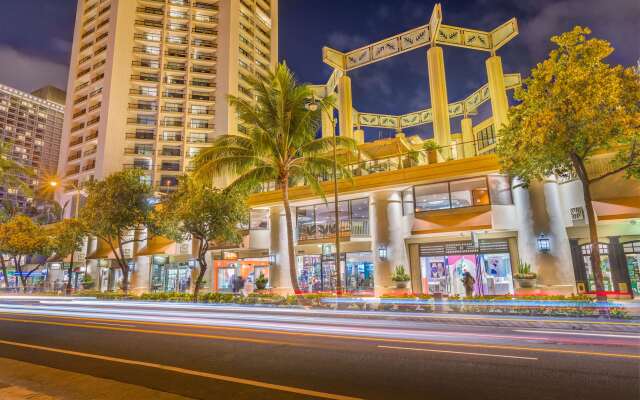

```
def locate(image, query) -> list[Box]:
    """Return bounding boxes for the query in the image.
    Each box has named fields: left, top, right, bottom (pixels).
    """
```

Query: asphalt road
left=0, top=298, right=638, bottom=400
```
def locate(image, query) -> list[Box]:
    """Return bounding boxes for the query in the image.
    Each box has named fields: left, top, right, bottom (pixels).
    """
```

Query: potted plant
left=255, top=272, right=268, bottom=291
left=514, top=260, right=537, bottom=288
left=81, top=274, right=95, bottom=290
left=391, top=265, right=411, bottom=289
left=423, top=140, right=439, bottom=164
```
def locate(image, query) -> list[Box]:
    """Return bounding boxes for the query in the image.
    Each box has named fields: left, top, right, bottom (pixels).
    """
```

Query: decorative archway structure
left=312, top=4, right=521, bottom=155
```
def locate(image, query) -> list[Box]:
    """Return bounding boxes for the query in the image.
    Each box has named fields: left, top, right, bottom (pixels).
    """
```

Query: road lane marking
left=1, top=314, right=639, bottom=360
left=0, top=339, right=361, bottom=400
left=0, top=316, right=296, bottom=347
left=513, top=330, right=640, bottom=339
left=378, top=345, right=539, bottom=360
left=32, top=301, right=640, bottom=327
left=90, top=322, right=138, bottom=328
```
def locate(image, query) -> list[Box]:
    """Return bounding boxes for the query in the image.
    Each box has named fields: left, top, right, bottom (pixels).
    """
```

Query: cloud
left=51, top=38, right=73, bottom=54
left=520, top=0, right=640, bottom=64
left=0, top=46, right=68, bottom=92
left=326, top=32, right=368, bottom=51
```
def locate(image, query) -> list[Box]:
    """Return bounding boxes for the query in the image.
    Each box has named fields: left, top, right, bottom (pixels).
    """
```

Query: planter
left=394, top=280, right=410, bottom=289
left=82, top=282, right=95, bottom=290
left=516, top=278, right=537, bottom=288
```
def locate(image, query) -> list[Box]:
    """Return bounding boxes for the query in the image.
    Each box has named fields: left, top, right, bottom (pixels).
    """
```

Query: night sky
left=1, top=0, right=638, bottom=139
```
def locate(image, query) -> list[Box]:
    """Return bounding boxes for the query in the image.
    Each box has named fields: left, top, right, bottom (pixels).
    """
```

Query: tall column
left=371, top=191, right=406, bottom=296
left=321, top=105, right=334, bottom=138
left=338, top=75, right=354, bottom=139
left=427, top=46, right=451, bottom=147
left=486, top=55, right=509, bottom=133
left=460, top=117, right=476, bottom=158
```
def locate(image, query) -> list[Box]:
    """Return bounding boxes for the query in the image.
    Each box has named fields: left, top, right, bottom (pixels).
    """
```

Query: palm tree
left=194, top=63, right=356, bottom=293
left=0, top=143, right=34, bottom=196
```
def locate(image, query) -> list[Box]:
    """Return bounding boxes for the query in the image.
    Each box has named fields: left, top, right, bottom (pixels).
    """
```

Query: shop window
left=450, top=177, right=489, bottom=207
left=580, top=243, right=613, bottom=292
left=414, top=182, right=450, bottom=212
left=488, top=175, right=513, bottom=205
left=402, top=188, right=414, bottom=216
left=623, top=241, right=640, bottom=296
left=250, top=208, right=269, bottom=230
left=295, top=198, right=368, bottom=241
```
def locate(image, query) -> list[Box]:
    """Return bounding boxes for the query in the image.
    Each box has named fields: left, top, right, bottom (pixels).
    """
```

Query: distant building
left=0, top=83, right=65, bottom=211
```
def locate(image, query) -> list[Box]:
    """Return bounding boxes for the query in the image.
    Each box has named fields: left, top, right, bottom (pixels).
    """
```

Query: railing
left=255, top=135, right=498, bottom=193
left=296, top=220, right=368, bottom=242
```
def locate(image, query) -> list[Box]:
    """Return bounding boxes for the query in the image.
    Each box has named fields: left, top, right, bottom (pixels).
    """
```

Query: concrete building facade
left=57, top=0, right=278, bottom=214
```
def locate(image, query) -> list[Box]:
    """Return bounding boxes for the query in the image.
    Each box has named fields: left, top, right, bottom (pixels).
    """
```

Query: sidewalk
left=0, top=357, right=192, bottom=400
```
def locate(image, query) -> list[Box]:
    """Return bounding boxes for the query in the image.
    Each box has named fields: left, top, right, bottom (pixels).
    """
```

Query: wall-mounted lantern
left=537, top=233, right=551, bottom=253
left=378, top=245, right=388, bottom=261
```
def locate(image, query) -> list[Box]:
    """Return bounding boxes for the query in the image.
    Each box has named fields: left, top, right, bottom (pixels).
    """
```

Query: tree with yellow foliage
left=498, top=27, right=640, bottom=298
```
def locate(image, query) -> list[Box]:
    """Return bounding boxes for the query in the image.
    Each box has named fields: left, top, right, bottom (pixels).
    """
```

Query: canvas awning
left=86, top=239, right=117, bottom=260
left=135, top=236, right=176, bottom=256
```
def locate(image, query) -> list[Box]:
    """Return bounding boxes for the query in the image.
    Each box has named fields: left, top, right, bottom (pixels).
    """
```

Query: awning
left=86, top=239, right=117, bottom=260
left=593, top=196, right=640, bottom=221
left=135, top=236, right=176, bottom=256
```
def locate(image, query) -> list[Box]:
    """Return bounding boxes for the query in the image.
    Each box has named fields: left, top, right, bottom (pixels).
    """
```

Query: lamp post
left=49, top=179, right=81, bottom=218
left=307, top=100, right=343, bottom=295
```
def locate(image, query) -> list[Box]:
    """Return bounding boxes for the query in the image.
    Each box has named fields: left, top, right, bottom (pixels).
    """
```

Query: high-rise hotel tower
left=58, top=0, right=278, bottom=214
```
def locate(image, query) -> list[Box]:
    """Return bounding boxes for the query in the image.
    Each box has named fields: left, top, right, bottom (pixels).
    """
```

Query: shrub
left=391, top=265, right=410, bottom=282
left=514, top=260, right=537, bottom=279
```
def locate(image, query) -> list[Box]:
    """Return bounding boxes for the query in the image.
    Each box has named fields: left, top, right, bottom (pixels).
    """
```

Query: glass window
left=350, top=198, right=369, bottom=237
left=250, top=209, right=269, bottom=230
left=296, top=206, right=315, bottom=241
left=450, top=177, right=489, bottom=208
left=315, top=203, right=334, bottom=238
left=402, top=189, right=414, bottom=216
left=414, top=182, right=450, bottom=212
left=488, top=175, right=513, bottom=205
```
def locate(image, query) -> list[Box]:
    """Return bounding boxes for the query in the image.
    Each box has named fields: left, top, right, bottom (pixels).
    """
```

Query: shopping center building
left=74, top=4, right=639, bottom=298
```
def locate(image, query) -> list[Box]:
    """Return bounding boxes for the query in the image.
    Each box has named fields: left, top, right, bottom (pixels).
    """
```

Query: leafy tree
left=80, top=169, right=162, bottom=293
left=497, top=27, right=640, bottom=296
left=161, top=177, right=248, bottom=300
left=0, top=215, right=53, bottom=292
left=194, top=62, right=356, bottom=293
left=50, top=218, right=87, bottom=294
left=0, top=143, right=35, bottom=197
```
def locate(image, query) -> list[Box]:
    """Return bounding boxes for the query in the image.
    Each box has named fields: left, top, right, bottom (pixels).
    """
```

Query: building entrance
left=419, top=240, right=514, bottom=297
left=623, top=241, right=640, bottom=296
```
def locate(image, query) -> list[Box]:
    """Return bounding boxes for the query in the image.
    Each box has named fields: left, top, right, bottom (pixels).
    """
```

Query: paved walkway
left=0, top=357, right=192, bottom=400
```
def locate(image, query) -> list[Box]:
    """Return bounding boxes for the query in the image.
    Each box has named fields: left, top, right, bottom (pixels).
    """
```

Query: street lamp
left=306, top=98, right=343, bottom=295
left=50, top=179, right=81, bottom=218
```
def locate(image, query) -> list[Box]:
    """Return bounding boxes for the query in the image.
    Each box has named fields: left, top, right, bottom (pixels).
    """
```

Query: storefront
left=623, top=241, right=640, bottom=296
left=0, top=269, right=48, bottom=291
left=296, top=251, right=374, bottom=294
left=149, top=255, right=195, bottom=293
left=419, top=240, right=514, bottom=297
left=98, top=260, right=134, bottom=292
left=213, top=253, right=271, bottom=292
left=571, top=240, right=639, bottom=297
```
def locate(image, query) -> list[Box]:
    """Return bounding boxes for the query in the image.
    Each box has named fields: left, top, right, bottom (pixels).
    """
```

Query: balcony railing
left=296, top=220, right=369, bottom=242
left=255, top=135, right=498, bottom=193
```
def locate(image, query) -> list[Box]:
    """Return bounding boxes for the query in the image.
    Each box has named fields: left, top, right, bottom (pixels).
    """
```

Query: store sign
left=570, top=207, right=585, bottom=222
left=179, top=243, right=190, bottom=255
left=50, top=263, right=62, bottom=270
left=223, top=251, right=238, bottom=260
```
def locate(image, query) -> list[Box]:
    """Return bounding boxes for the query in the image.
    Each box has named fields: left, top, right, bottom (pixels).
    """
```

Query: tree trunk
left=66, top=252, right=75, bottom=295
left=15, top=258, right=27, bottom=293
left=0, top=256, right=9, bottom=289
left=282, top=181, right=301, bottom=294
left=115, top=239, right=129, bottom=294
left=572, top=155, right=606, bottom=301
left=193, top=242, right=208, bottom=302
